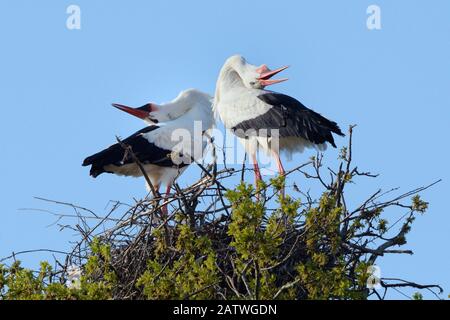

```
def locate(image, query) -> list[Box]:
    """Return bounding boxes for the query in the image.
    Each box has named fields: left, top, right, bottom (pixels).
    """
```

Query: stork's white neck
left=157, top=89, right=213, bottom=131
left=157, top=89, right=212, bottom=122
left=214, top=57, right=249, bottom=105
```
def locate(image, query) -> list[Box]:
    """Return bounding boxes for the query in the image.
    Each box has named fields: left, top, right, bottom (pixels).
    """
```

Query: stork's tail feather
left=82, top=158, right=103, bottom=178
left=82, top=151, right=114, bottom=178
left=331, top=123, right=345, bottom=137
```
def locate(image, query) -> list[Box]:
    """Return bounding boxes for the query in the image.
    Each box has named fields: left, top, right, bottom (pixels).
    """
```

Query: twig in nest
left=116, top=136, right=159, bottom=198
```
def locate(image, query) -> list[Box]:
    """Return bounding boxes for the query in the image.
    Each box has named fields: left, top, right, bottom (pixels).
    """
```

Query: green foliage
left=136, top=224, right=218, bottom=300
left=225, top=177, right=300, bottom=299
left=222, top=178, right=371, bottom=300
left=0, top=239, right=116, bottom=300
left=412, top=292, right=423, bottom=300
left=412, top=195, right=428, bottom=214
left=295, top=193, right=367, bottom=300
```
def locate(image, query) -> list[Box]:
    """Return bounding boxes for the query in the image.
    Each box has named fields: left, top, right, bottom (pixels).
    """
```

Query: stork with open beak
left=82, top=89, right=214, bottom=214
left=213, top=55, right=344, bottom=193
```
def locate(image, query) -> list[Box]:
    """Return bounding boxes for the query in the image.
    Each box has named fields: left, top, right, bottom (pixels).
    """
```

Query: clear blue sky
left=0, top=0, right=449, bottom=299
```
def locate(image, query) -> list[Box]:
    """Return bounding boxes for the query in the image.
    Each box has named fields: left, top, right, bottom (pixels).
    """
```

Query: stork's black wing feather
left=82, top=126, right=184, bottom=178
left=232, top=93, right=344, bottom=147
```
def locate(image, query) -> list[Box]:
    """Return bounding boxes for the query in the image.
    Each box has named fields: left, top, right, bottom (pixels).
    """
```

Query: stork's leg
left=273, top=151, right=285, bottom=176
left=251, top=153, right=263, bottom=184
left=147, top=182, right=160, bottom=197
left=251, top=153, right=263, bottom=200
left=272, top=151, right=286, bottom=197
left=152, top=183, right=166, bottom=215
left=161, top=184, right=171, bottom=216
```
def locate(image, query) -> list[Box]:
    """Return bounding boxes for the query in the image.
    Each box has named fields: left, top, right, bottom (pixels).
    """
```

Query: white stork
left=82, top=89, right=213, bottom=214
left=213, top=55, right=344, bottom=188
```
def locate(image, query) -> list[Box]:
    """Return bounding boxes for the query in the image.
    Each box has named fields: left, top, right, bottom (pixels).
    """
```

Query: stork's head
left=112, top=89, right=212, bottom=125
left=224, top=55, right=289, bottom=90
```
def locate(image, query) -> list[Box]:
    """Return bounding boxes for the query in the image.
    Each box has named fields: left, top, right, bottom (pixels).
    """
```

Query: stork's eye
left=249, top=81, right=256, bottom=86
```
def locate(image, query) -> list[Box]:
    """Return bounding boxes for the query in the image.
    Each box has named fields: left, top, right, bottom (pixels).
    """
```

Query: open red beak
left=257, top=65, right=289, bottom=87
left=112, top=103, right=151, bottom=119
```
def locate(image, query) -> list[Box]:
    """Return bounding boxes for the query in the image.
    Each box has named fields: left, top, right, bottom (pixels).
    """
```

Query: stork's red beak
left=112, top=103, right=151, bottom=119
left=257, top=65, right=289, bottom=86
